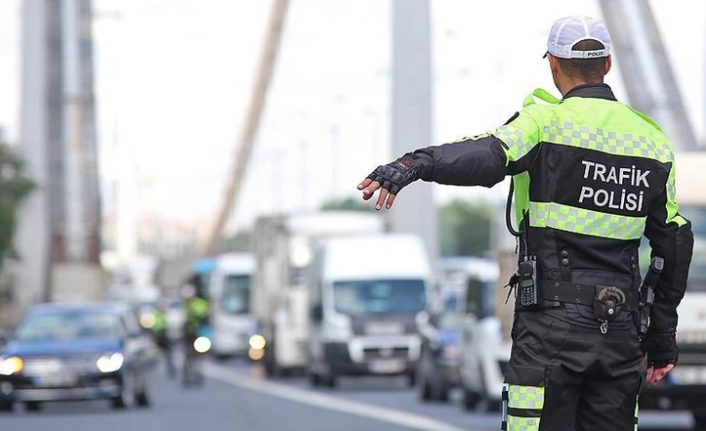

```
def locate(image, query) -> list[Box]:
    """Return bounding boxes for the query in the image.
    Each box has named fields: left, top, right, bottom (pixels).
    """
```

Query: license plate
left=34, top=374, right=78, bottom=387
left=369, top=359, right=405, bottom=374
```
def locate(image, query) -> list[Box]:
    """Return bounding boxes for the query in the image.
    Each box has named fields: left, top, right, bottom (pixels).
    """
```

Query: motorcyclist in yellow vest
left=357, top=15, right=693, bottom=431
left=150, top=302, right=175, bottom=379
left=182, top=284, right=209, bottom=341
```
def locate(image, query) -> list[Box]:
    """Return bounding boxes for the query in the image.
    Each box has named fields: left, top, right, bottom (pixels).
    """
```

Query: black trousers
left=502, top=309, right=643, bottom=431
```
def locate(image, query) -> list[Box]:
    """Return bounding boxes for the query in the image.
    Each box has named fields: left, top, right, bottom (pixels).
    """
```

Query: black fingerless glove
left=366, top=155, right=419, bottom=195
left=642, top=330, right=678, bottom=368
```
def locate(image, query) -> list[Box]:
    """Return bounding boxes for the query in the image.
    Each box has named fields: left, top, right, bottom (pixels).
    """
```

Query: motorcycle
left=182, top=326, right=212, bottom=388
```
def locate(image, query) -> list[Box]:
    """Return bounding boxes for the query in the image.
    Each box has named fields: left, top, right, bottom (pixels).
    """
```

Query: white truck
left=251, top=211, right=386, bottom=376
left=306, top=233, right=433, bottom=388
left=208, top=253, right=256, bottom=359
left=639, top=152, right=706, bottom=428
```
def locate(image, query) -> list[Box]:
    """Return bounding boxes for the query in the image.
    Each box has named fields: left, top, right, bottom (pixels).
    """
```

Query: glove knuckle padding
left=365, top=155, right=418, bottom=196
left=643, top=330, right=679, bottom=367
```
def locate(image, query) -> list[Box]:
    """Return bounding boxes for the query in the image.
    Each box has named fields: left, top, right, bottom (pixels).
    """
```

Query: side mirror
left=0, top=330, right=8, bottom=347
left=310, top=304, right=323, bottom=322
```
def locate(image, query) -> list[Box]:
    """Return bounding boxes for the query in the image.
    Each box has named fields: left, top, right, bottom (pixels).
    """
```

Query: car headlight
left=0, top=357, right=23, bottom=375
left=249, top=334, right=266, bottom=350
left=193, top=336, right=211, bottom=353
left=96, top=353, right=124, bottom=373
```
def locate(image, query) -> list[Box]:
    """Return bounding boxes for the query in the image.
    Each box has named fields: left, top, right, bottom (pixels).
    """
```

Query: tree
left=0, top=136, right=36, bottom=270
left=219, top=230, right=252, bottom=253
left=438, top=199, right=494, bottom=257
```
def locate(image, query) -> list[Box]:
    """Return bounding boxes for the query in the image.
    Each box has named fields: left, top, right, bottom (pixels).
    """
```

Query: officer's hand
left=646, top=363, right=675, bottom=385
left=357, top=156, right=418, bottom=210
left=642, top=329, right=678, bottom=384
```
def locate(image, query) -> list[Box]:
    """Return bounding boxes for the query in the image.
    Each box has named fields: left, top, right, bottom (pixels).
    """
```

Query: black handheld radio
left=505, top=181, right=540, bottom=308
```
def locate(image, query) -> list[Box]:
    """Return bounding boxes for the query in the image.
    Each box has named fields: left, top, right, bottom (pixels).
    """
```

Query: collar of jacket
left=563, top=83, right=617, bottom=101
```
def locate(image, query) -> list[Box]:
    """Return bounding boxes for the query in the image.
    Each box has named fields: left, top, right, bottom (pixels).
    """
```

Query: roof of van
left=214, top=252, right=255, bottom=274
left=320, top=233, right=432, bottom=281
left=285, top=211, right=386, bottom=237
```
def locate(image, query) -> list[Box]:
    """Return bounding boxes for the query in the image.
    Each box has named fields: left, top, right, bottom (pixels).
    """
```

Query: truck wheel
left=25, top=401, right=41, bottom=412
left=417, top=372, right=432, bottom=401
left=693, top=412, right=706, bottom=431
left=135, top=385, right=151, bottom=408
left=307, top=368, right=321, bottom=387
left=323, top=371, right=337, bottom=389
left=405, top=369, right=415, bottom=386
left=0, top=400, right=13, bottom=412
left=462, top=387, right=481, bottom=411
left=436, top=383, right=450, bottom=403
left=478, top=364, right=502, bottom=412
left=263, top=347, right=280, bottom=377
left=213, top=353, right=230, bottom=362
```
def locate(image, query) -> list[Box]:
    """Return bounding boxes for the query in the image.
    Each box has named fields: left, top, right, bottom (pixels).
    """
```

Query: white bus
left=208, top=253, right=256, bottom=359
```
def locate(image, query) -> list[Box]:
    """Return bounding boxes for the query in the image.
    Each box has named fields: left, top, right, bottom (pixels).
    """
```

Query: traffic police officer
left=358, top=16, right=694, bottom=431
left=150, top=302, right=176, bottom=378
left=182, top=284, right=210, bottom=340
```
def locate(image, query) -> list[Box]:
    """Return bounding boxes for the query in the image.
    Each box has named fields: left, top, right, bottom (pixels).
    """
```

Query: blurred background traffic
left=0, top=0, right=704, bottom=430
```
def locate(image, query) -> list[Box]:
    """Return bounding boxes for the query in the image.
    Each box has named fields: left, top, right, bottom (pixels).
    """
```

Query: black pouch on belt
left=593, top=285, right=627, bottom=322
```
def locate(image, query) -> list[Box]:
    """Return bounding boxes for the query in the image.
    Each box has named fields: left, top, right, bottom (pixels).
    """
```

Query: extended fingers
left=358, top=177, right=397, bottom=209
left=357, top=178, right=373, bottom=190
left=646, top=364, right=675, bottom=384
left=646, top=367, right=655, bottom=384
left=361, top=181, right=380, bottom=201
left=385, top=193, right=397, bottom=209
left=375, top=188, right=389, bottom=210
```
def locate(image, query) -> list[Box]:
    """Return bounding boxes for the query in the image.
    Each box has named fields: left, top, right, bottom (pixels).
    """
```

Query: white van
left=306, top=233, right=432, bottom=388
left=208, top=253, right=256, bottom=359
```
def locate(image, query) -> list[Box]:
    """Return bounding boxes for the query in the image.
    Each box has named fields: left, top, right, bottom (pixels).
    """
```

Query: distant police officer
left=151, top=301, right=176, bottom=379
left=358, top=16, right=694, bottom=431
left=182, top=284, right=210, bottom=341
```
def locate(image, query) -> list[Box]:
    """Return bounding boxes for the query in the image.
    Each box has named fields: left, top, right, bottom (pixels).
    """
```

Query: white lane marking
left=203, top=363, right=476, bottom=431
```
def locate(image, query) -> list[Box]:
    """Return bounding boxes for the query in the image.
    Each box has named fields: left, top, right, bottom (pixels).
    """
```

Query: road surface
left=0, top=357, right=694, bottom=431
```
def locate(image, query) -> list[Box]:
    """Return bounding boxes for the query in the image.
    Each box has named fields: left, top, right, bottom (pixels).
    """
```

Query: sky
left=0, top=0, right=705, bottom=236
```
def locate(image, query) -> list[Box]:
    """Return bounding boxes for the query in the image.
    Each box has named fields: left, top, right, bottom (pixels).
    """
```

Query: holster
left=592, top=285, right=627, bottom=322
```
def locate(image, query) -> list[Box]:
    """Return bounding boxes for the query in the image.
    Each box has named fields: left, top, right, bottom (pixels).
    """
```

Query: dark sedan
left=0, top=303, right=157, bottom=412
left=416, top=291, right=462, bottom=402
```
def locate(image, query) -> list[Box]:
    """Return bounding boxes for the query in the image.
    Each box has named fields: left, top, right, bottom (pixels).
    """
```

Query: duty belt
left=541, top=281, right=638, bottom=311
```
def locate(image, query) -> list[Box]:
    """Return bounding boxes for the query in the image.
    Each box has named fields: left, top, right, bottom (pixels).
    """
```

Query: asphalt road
left=0, top=357, right=696, bottom=431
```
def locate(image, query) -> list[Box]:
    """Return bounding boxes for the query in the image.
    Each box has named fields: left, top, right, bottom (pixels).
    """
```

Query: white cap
left=546, top=16, right=611, bottom=59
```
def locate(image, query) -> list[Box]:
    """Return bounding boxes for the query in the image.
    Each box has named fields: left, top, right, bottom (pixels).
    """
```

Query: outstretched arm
left=358, top=107, right=544, bottom=209
left=357, top=135, right=507, bottom=209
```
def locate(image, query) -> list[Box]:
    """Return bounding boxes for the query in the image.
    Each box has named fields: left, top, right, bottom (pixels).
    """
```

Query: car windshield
left=220, top=275, right=251, bottom=315
left=333, top=279, right=426, bottom=316
left=640, top=205, right=706, bottom=292
left=438, top=294, right=462, bottom=329
left=13, top=311, right=123, bottom=342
